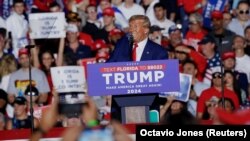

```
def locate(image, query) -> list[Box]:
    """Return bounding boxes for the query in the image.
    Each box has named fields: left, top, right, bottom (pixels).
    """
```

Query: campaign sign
left=203, top=0, right=226, bottom=29
left=87, top=60, right=180, bottom=96
left=159, top=73, right=192, bottom=102
left=79, top=57, right=97, bottom=79
left=51, top=66, right=86, bottom=93
left=29, top=12, right=66, bottom=39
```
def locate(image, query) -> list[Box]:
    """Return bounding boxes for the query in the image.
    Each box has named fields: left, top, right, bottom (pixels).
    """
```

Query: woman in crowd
left=33, top=38, right=65, bottom=104
left=0, top=55, right=18, bottom=91
left=160, top=96, right=197, bottom=125
left=223, top=70, right=248, bottom=105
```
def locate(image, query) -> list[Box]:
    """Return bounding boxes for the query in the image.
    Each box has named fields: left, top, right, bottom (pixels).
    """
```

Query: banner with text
left=29, top=12, right=66, bottom=39
left=159, top=73, right=192, bottom=102
left=203, top=0, right=226, bottom=29
left=87, top=60, right=180, bottom=96
left=51, top=66, right=86, bottom=93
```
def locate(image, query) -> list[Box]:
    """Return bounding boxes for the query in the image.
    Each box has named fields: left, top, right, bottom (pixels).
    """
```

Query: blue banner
left=87, top=60, right=180, bottom=96
left=203, top=0, right=227, bottom=29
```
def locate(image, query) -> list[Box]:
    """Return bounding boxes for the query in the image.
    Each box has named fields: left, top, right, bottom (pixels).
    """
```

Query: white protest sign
left=159, top=73, right=192, bottom=102
left=29, top=12, right=66, bottom=39
left=51, top=66, right=86, bottom=93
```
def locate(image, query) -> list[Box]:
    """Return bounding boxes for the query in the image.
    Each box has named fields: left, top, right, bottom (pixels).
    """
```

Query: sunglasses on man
left=239, top=10, right=249, bottom=15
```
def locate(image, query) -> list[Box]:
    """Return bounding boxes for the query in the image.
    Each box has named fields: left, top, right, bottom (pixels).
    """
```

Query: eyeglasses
left=175, top=50, right=186, bottom=54
left=212, top=73, right=222, bottom=79
left=239, top=10, right=249, bottom=15
left=188, top=21, right=198, bottom=25
left=26, top=92, right=37, bottom=96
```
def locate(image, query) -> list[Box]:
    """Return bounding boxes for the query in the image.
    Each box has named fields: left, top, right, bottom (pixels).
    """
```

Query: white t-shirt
left=235, top=54, right=250, bottom=82
left=0, top=17, right=6, bottom=28
left=151, top=18, right=175, bottom=37
left=6, top=12, right=29, bottom=58
left=0, top=74, right=10, bottom=91
left=118, top=3, right=145, bottom=20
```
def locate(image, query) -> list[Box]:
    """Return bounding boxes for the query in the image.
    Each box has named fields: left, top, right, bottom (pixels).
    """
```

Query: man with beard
left=208, top=10, right=236, bottom=54
left=7, top=48, right=50, bottom=104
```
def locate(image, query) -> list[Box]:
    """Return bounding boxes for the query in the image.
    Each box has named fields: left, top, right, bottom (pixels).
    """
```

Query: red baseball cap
left=18, top=48, right=29, bottom=57
left=75, top=0, right=83, bottom=4
left=93, top=39, right=107, bottom=50
left=222, top=51, right=235, bottom=61
left=103, top=7, right=115, bottom=17
left=109, top=28, right=124, bottom=36
left=211, top=10, right=223, bottom=19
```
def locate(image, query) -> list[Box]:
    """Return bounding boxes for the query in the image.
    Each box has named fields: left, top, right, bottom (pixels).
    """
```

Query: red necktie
left=132, top=43, right=138, bottom=61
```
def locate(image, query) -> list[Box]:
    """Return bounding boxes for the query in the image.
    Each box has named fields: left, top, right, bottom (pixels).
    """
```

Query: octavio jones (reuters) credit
left=136, top=125, right=250, bottom=140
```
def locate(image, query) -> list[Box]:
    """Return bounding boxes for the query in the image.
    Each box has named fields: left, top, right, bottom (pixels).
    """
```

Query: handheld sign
left=202, top=0, right=226, bottom=29
left=51, top=66, right=86, bottom=93
left=159, top=73, right=192, bottom=102
left=29, top=12, right=66, bottom=39
left=87, top=60, right=180, bottom=96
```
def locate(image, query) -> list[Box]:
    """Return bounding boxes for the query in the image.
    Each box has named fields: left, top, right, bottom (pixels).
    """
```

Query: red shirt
left=197, top=87, right=240, bottom=114
left=181, top=0, right=203, bottom=14
left=79, top=32, right=94, bottom=50
left=185, top=29, right=207, bottom=51
left=33, top=0, right=54, bottom=12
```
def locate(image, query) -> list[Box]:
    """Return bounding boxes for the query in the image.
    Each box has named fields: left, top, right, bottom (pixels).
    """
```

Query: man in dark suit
left=108, top=15, right=168, bottom=62
left=107, top=15, right=168, bottom=123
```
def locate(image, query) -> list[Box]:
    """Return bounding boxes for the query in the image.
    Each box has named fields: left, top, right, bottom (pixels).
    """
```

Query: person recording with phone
left=107, top=15, right=168, bottom=62
left=30, top=90, right=132, bottom=141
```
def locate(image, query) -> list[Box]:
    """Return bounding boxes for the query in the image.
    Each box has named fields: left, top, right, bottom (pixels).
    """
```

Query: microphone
left=126, top=33, right=134, bottom=48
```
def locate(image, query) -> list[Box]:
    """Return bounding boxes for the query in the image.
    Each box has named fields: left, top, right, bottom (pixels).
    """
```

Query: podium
left=111, top=94, right=160, bottom=124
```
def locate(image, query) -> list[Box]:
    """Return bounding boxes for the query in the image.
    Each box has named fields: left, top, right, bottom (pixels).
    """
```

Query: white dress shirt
left=134, top=38, right=148, bottom=61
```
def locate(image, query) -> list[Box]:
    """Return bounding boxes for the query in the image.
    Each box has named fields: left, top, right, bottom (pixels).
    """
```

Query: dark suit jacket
left=107, top=36, right=168, bottom=62
left=108, top=36, right=169, bottom=122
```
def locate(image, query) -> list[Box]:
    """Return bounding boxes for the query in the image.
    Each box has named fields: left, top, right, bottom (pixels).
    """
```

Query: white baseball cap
left=66, top=24, right=78, bottom=33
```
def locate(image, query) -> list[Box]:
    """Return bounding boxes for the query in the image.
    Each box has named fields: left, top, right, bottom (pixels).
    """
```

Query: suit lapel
left=140, top=40, right=152, bottom=61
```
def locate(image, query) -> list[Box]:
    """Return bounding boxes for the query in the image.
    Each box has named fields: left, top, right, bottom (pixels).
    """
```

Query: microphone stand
left=216, top=35, right=225, bottom=109
left=26, top=45, right=35, bottom=133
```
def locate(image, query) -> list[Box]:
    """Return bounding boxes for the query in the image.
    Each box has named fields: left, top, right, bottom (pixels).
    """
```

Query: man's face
left=129, top=19, right=149, bottom=42
left=87, top=6, right=97, bottom=21
left=14, top=3, right=25, bottom=15
left=14, top=103, right=26, bottom=116
left=19, top=54, right=29, bottom=68
left=245, top=28, right=250, bottom=41
left=233, top=37, right=245, bottom=50
left=100, top=1, right=111, bottom=10
left=67, top=32, right=79, bottom=43
left=212, top=18, right=223, bottom=30
left=237, top=3, right=250, bottom=21
left=103, top=15, right=114, bottom=26
left=200, top=42, right=214, bottom=56
left=223, top=58, right=235, bottom=70
left=154, top=7, right=165, bottom=20
left=169, top=30, right=182, bottom=44
left=183, top=63, right=197, bottom=77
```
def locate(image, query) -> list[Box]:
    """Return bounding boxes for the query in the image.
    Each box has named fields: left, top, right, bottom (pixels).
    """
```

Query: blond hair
left=0, top=55, right=17, bottom=79
left=129, top=15, right=151, bottom=29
